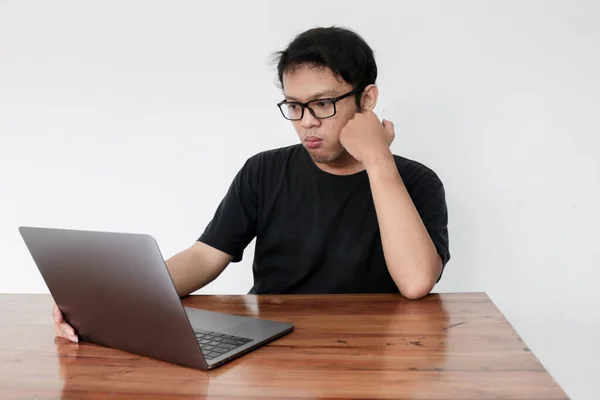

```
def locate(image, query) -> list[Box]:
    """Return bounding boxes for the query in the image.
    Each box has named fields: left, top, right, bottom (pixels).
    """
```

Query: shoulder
left=392, top=154, right=445, bottom=193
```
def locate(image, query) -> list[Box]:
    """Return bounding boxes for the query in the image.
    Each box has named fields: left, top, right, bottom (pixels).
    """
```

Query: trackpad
left=230, top=318, right=291, bottom=340
left=184, top=307, right=252, bottom=332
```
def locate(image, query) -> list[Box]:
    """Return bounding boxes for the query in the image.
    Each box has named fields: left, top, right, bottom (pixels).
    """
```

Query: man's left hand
left=339, top=111, right=395, bottom=167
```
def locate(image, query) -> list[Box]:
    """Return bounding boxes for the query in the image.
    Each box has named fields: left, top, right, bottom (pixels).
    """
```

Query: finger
left=53, top=306, right=67, bottom=337
left=382, top=119, right=394, bottom=134
left=53, top=323, right=61, bottom=337
left=53, top=305, right=62, bottom=322
left=59, top=323, right=78, bottom=342
left=52, top=304, right=65, bottom=324
left=54, top=322, right=70, bottom=339
left=382, top=119, right=395, bottom=144
left=53, top=306, right=78, bottom=342
left=58, top=322, right=74, bottom=337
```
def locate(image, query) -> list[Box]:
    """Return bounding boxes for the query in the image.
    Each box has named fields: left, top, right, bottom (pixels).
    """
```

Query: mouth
left=305, top=136, right=323, bottom=149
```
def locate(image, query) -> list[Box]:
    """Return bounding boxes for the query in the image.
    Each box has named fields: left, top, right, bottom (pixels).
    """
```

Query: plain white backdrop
left=1, top=1, right=599, bottom=398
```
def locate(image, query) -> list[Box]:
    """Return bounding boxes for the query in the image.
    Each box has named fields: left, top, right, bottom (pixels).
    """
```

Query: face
left=281, top=66, right=360, bottom=165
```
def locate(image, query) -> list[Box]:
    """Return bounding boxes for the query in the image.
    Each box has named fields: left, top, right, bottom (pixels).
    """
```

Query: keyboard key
left=207, top=352, right=221, bottom=358
left=212, top=347, right=228, bottom=354
left=218, top=343, right=236, bottom=350
left=223, top=339, right=243, bottom=346
left=194, top=330, right=251, bottom=345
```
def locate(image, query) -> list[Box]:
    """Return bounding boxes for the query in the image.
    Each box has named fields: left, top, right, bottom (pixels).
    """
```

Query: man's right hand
left=53, top=304, right=78, bottom=343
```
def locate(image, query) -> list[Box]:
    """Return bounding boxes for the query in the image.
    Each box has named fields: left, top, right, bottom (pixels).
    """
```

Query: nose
left=300, top=107, right=320, bottom=129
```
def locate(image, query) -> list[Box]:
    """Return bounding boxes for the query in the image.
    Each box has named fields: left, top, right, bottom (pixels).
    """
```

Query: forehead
left=282, top=65, right=351, bottom=101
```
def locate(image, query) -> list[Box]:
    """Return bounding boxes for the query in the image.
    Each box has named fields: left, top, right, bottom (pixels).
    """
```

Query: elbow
left=390, top=256, right=442, bottom=300
left=393, top=266, right=438, bottom=300
left=400, top=283, right=433, bottom=300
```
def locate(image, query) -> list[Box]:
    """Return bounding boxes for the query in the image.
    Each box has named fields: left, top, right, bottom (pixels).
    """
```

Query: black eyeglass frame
left=276, top=85, right=367, bottom=121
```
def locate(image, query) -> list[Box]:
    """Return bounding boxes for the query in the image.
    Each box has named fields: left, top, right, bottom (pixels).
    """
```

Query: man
left=54, top=26, right=450, bottom=343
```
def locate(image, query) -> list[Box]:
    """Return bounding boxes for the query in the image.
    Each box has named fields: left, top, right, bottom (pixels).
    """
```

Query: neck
left=312, top=151, right=366, bottom=176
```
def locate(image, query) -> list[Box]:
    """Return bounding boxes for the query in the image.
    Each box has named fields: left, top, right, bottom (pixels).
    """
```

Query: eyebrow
left=284, top=90, right=340, bottom=102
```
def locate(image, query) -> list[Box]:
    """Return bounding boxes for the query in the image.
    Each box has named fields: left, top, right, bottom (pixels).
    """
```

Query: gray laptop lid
left=19, top=226, right=207, bottom=370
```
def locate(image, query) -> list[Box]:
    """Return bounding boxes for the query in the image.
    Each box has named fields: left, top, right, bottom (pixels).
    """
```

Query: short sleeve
left=406, top=167, right=451, bottom=281
left=198, top=158, right=259, bottom=262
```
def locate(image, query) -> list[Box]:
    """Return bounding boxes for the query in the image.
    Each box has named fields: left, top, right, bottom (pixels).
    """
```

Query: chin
left=307, top=146, right=347, bottom=164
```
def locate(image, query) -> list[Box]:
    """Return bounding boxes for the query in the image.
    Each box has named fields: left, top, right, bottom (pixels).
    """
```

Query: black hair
left=272, top=26, right=377, bottom=108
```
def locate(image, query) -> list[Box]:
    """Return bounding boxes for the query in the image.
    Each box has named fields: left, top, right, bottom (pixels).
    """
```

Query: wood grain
left=0, top=293, right=568, bottom=399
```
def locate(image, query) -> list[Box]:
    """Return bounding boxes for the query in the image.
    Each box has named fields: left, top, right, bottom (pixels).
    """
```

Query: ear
left=360, top=84, right=378, bottom=112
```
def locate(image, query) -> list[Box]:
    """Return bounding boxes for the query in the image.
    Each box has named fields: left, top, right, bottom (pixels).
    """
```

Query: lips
left=306, top=137, right=323, bottom=149
left=305, top=137, right=323, bottom=149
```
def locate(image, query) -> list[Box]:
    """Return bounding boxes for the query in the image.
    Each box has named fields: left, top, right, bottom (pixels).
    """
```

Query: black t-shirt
left=199, top=144, right=450, bottom=295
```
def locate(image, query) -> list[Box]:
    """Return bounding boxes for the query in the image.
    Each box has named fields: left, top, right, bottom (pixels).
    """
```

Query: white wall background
left=1, top=1, right=598, bottom=398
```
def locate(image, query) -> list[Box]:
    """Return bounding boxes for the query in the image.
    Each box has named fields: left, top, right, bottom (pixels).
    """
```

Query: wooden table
left=0, top=293, right=568, bottom=399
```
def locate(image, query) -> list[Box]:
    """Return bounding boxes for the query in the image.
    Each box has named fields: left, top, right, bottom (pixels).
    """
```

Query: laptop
left=18, top=226, right=294, bottom=370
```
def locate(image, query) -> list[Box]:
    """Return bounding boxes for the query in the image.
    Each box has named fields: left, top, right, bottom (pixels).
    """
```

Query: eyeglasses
left=276, top=85, right=366, bottom=121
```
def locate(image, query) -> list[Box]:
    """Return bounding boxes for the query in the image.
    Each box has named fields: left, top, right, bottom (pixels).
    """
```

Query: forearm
left=366, top=153, right=441, bottom=299
left=165, top=243, right=226, bottom=298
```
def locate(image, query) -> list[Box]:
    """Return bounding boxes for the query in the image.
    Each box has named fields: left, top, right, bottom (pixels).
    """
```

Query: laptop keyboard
left=194, top=330, right=253, bottom=360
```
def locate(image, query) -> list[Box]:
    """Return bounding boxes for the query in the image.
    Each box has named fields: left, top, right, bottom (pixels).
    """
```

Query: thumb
left=53, top=304, right=64, bottom=322
left=382, top=119, right=395, bottom=143
left=382, top=118, right=394, bottom=133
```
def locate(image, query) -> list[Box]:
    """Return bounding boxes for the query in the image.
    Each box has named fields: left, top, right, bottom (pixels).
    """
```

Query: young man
left=54, top=26, right=450, bottom=342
